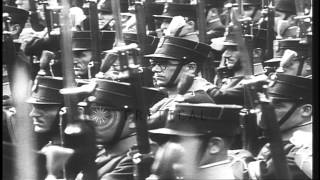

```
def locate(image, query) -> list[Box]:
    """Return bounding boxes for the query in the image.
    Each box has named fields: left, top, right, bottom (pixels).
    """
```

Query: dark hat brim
left=149, top=128, right=205, bottom=137
left=144, top=53, right=179, bottom=60
left=26, top=97, right=61, bottom=105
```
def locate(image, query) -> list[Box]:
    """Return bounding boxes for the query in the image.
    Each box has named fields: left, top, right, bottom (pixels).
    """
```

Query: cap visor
left=26, top=97, right=61, bottom=105
left=144, top=53, right=179, bottom=60
left=149, top=128, right=204, bottom=136
left=223, top=42, right=238, bottom=46
left=153, top=15, right=173, bottom=19
left=265, top=57, right=281, bottom=63
left=72, top=48, right=90, bottom=51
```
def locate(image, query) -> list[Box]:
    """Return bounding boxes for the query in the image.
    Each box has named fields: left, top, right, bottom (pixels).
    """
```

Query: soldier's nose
left=29, top=107, right=41, bottom=117
left=152, top=64, right=162, bottom=72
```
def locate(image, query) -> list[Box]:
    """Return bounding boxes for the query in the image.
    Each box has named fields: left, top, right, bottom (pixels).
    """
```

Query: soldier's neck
left=199, top=151, right=229, bottom=167
left=166, top=87, right=179, bottom=97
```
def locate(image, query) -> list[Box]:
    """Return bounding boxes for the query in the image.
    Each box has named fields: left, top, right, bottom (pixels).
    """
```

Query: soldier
left=153, top=3, right=197, bottom=38
left=144, top=36, right=215, bottom=128
left=56, top=78, right=167, bottom=180
left=257, top=74, right=312, bottom=180
left=102, top=32, right=160, bottom=86
left=207, top=25, right=269, bottom=105
left=26, top=76, right=65, bottom=147
left=148, top=103, right=253, bottom=180
left=274, top=0, right=299, bottom=39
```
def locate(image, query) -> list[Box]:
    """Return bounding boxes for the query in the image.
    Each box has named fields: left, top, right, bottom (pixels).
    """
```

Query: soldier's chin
left=34, top=126, right=49, bottom=133
left=74, top=70, right=86, bottom=76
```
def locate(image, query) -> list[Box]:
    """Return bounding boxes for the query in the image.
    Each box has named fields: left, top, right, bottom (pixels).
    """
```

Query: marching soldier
left=257, top=74, right=312, bottom=179
left=26, top=76, right=65, bottom=148
left=274, top=0, right=299, bottom=39
left=144, top=36, right=214, bottom=128
left=71, top=31, right=115, bottom=79
left=102, top=32, right=160, bottom=86
left=148, top=103, right=254, bottom=180
left=56, top=78, right=167, bottom=180
left=153, top=3, right=198, bottom=38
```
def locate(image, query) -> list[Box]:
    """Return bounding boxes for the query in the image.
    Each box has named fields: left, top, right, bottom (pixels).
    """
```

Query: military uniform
left=149, top=103, right=253, bottom=180
left=145, top=36, right=215, bottom=129
left=257, top=74, right=312, bottom=180
left=69, top=78, right=167, bottom=180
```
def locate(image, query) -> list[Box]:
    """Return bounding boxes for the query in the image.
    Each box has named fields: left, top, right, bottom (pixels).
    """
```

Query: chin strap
left=278, top=101, right=301, bottom=127
left=164, top=61, right=191, bottom=88
left=108, top=112, right=128, bottom=146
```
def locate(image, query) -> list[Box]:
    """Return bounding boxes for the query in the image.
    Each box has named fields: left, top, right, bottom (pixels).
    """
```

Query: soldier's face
left=73, top=50, right=92, bottom=76
left=29, top=104, right=60, bottom=133
left=277, top=58, right=312, bottom=77
left=243, top=5, right=256, bottom=18
left=150, top=59, right=181, bottom=87
left=89, top=104, right=132, bottom=144
left=257, top=99, right=308, bottom=131
left=222, top=46, right=241, bottom=69
left=155, top=19, right=171, bottom=37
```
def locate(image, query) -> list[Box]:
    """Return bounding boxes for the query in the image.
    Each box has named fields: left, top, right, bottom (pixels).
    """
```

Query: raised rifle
left=265, top=0, right=275, bottom=60
left=245, top=80, right=292, bottom=179
left=87, top=0, right=101, bottom=79
left=196, top=0, right=215, bottom=83
left=58, top=0, right=97, bottom=179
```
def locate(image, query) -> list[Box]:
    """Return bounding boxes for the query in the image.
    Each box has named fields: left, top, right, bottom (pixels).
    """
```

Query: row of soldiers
left=2, top=0, right=313, bottom=179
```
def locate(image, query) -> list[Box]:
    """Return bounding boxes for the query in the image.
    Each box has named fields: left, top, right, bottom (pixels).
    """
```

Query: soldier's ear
left=185, top=62, right=197, bottom=74
left=10, top=24, right=22, bottom=36
left=186, top=20, right=195, bottom=27
left=127, top=113, right=136, bottom=129
left=208, top=137, right=224, bottom=154
left=300, top=104, right=312, bottom=117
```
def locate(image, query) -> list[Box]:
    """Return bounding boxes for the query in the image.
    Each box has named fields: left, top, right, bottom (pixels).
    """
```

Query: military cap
left=3, top=5, right=29, bottom=25
left=26, top=76, right=64, bottom=105
left=149, top=103, right=243, bottom=136
left=144, top=36, right=211, bottom=63
left=275, top=0, right=296, bottom=15
left=206, top=0, right=227, bottom=8
left=87, top=79, right=167, bottom=109
left=123, top=32, right=160, bottom=54
left=266, top=38, right=310, bottom=63
left=146, top=2, right=165, bottom=17
left=72, top=31, right=115, bottom=51
left=97, top=0, right=128, bottom=14
left=231, top=0, right=261, bottom=6
left=268, top=74, right=312, bottom=103
left=153, top=3, right=197, bottom=20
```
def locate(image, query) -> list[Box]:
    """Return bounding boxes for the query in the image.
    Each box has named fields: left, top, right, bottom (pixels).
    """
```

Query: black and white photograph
left=2, top=0, right=314, bottom=179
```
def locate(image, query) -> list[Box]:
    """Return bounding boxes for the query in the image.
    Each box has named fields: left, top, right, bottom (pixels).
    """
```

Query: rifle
left=87, top=0, right=101, bottom=79
left=196, top=0, right=215, bottom=83
left=245, top=80, right=291, bottom=180
left=133, top=0, right=147, bottom=66
left=59, top=0, right=97, bottom=179
left=265, top=0, right=275, bottom=60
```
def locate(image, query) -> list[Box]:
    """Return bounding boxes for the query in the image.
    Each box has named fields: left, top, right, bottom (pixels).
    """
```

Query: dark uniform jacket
left=94, top=135, right=137, bottom=180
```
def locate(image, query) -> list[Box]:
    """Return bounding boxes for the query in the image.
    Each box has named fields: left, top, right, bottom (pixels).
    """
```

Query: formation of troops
left=2, top=0, right=314, bottom=179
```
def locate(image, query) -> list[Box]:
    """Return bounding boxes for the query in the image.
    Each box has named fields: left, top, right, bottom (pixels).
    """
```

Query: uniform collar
left=199, top=157, right=232, bottom=169
left=105, top=134, right=137, bottom=156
